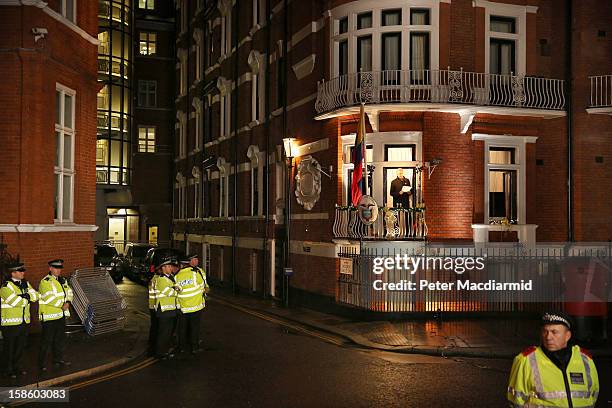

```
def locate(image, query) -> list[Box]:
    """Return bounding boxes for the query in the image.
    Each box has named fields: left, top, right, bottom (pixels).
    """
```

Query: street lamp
left=282, top=137, right=296, bottom=307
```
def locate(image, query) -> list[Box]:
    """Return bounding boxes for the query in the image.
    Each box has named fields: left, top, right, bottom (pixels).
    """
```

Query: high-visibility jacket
left=175, top=267, right=204, bottom=313
left=0, top=279, right=39, bottom=326
left=153, top=274, right=177, bottom=312
left=192, top=266, right=210, bottom=307
left=38, top=274, right=74, bottom=322
left=148, top=274, right=159, bottom=310
left=507, top=345, right=599, bottom=407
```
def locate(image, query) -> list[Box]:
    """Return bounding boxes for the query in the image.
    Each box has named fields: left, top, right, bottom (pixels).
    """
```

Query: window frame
left=138, top=125, right=156, bottom=153
left=139, top=31, right=157, bottom=56
left=138, top=0, right=155, bottom=10
left=137, top=80, right=157, bottom=108
left=54, top=83, right=76, bottom=223
left=60, top=0, right=76, bottom=23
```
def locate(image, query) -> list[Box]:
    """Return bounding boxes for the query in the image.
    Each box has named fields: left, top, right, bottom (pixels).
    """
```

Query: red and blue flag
left=351, top=104, right=366, bottom=206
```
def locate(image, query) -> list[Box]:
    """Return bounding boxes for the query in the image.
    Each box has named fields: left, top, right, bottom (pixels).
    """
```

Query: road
left=26, top=281, right=612, bottom=407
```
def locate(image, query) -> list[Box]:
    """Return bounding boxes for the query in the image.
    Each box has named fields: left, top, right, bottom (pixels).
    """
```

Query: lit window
left=60, top=0, right=76, bottom=23
left=138, top=126, right=156, bottom=153
left=139, top=32, right=157, bottom=56
left=138, top=80, right=157, bottom=107
left=487, top=146, right=519, bottom=223
left=55, top=85, right=75, bottom=223
left=138, top=0, right=155, bottom=10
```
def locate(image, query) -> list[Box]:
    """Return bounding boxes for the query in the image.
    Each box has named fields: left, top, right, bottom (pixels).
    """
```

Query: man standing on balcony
left=390, top=168, right=411, bottom=208
left=507, top=312, right=599, bottom=407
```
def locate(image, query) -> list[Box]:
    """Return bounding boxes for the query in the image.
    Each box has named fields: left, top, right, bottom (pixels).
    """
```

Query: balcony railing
left=589, top=75, right=612, bottom=108
left=315, top=69, right=566, bottom=115
left=333, top=205, right=427, bottom=240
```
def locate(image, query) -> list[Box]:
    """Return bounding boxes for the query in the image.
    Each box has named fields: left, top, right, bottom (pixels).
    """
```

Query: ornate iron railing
left=315, top=69, right=566, bottom=115
left=589, top=74, right=612, bottom=108
left=333, top=206, right=427, bottom=240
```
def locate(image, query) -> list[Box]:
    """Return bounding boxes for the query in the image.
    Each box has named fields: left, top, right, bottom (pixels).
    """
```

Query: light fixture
left=282, top=137, right=297, bottom=160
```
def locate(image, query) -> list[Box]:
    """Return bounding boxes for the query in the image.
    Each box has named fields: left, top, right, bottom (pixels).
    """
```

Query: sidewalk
left=212, top=289, right=612, bottom=359
left=0, top=281, right=149, bottom=389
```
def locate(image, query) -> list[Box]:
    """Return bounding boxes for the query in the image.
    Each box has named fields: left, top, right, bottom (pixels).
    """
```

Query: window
left=219, top=89, right=231, bottom=138
left=490, top=38, right=515, bottom=75
left=248, top=146, right=262, bottom=216
left=205, top=24, right=213, bottom=69
left=194, top=30, right=203, bottom=81
left=204, top=96, right=213, bottom=144
left=178, top=50, right=187, bottom=96
left=221, top=8, right=232, bottom=56
left=253, top=0, right=265, bottom=28
left=177, top=112, right=186, bottom=158
left=60, top=0, right=76, bottom=23
left=331, top=4, right=438, bottom=78
left=138, top=80, right=157, bottom=107
left=139, top=0, right=155, bottom=10
left=54, top=85, right=75, bottom=223
left=193, top=98, right=202, bottom=151
left=193, top=168, right=201, bottom=218
left=490, top=16, right=515, bottom=33
left=175, top=173, right=186, bottom=219
left=138, top=126, right=156, bottom=153
left=249, top=51, right=265, bottom=124
left=139, top=32, right=157, bottom=56
left=180, top=0, right=188, bottom=34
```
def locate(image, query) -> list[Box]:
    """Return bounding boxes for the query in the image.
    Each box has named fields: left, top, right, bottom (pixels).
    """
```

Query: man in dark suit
left=390, top=168, right=411, bottom=208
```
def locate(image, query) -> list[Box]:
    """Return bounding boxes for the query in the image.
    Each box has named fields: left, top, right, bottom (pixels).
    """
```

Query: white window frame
left=218, top=0, right=233, bottom=59
left=139, top=31, right=157, bottom=56
left=329, top=0, right=441, bottom=78
left=54, top=84, right=76, bottom=223
left=180, top=0, right=188, bottom=34
left=177, top=111, right=187, bottom=158
left=217, top=159, right=230, bottom=218
left=247, top=145, right=264, bottom=216
left=340, top=131, right=422, bottom=207
left=60, top=0, right=76, bottom=23
left=252, top=0, right=265, bottom=29
left=192, top=167, right=202, bottom=218
left=175, top=173, right=186, bottom=220
left=217, top=78, right=231, bottom=138
left=474, top=0, right=536, bottom=75
left=192, top=98, right=202, bottom=152
left=248, top=51, right=265, bottom=125
left=194, top=29, right=203, bottom=81
left=472, top=133, right=537, bottom=225
left=178, top=49, right=188, bottom=96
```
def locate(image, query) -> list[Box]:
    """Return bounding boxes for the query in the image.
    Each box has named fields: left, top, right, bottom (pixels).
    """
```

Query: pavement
left=1, top=279, right=610, bottom=392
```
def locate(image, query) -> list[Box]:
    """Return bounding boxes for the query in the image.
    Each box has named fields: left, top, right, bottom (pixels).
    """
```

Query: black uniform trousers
left=178, top=310, right=201, bottom=352
left=148, top=309, right=158, bottom=356
left=155, top=311, right=177, bottom=357
left=1, top=323, right=28, bottom=375
left=38, top=317, right=66, bottom=367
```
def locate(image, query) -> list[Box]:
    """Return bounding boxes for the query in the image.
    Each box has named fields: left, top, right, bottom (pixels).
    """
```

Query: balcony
left=587, top=74, right=612, bottom=115
left=315, top=69, right=566, bottom=129
left=333, top=206, right=427, bottom=241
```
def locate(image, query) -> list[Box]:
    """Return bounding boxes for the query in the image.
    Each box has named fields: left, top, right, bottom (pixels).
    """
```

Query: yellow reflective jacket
left=38, top=274, right=74, bottom=322
left=507, top=345, right=599, bottom=407
left=153, top=274, right=177, bottom=312
left=148, top=275, right=159, bottom=310
left=0, top=279, right=39, bottom=326
left=175, top=267, right=204, bottom=313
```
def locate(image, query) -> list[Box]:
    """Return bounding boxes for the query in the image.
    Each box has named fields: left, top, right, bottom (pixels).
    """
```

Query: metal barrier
left=70, top=267, right=127, bottom=336
left=589, top=74, right=612, bottom=108
left=337, top=242, right=612, bottom=313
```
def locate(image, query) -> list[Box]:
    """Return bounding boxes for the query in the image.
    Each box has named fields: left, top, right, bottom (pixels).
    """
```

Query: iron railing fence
left=316, top=69, right=566, bottom=115
left=589, top=74, right=612, bottom=108
left=337, top=242, right=612, bottom=313
left=333, top=206, right=427, bottom=240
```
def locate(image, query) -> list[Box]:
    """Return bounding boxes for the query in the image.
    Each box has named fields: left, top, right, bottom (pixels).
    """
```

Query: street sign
left=340, top=258, right=353, bottom=275
left=284, top=267, right=293, bottom=276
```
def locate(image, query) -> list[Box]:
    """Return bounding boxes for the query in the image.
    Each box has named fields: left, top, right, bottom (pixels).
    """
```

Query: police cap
left=48, top=259, right=64, bottom=269
left=7, top=262, right=26, bottom=272
left=159, top=257, right=179, bottom=268
left=542, top=311, right=572, bottom=330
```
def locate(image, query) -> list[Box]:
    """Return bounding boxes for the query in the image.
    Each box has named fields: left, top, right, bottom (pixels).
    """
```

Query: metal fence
left=333, top=206, right=427, bottom=240
left=315, top=69, right=566, bottom=115
left=337, top=242, right=612, bottom=313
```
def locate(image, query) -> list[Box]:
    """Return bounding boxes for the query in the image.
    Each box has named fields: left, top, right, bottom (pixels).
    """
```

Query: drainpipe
left=282, top=0, right=289, bottom=306
left=231, top=0, right=240, bottom=295
left=566, top=0, right=574, bottom=242
left=262, top=0, right=272, bottom=299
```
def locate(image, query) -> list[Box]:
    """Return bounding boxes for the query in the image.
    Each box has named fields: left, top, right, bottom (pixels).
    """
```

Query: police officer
left=507, top=311, right=599, bottom=407
left=38, top=259, right=74, bottom=371
left=175, top=255, right=205, bottom=354
left=0, top=262, right=39, bottom=378
left=147, top=266, right=160, bottom=357
left=152, top=257, right=178, bottom=359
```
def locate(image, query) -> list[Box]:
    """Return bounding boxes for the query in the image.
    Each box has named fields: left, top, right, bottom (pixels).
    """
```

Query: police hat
left=48, top=259, right=64, bottom=269
left=186, top=254, right=198, bottom=260
left=7, top=262, right=26, bottom=272
left=542, top=312, right=572, bottom=330
left=158, top=257, right=179, bottom=268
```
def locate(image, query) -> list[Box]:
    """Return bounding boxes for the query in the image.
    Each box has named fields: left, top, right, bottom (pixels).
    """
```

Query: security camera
left=32, top=27, right=48, bottom=42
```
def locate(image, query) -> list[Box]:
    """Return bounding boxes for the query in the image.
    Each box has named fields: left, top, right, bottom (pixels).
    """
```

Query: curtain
left=383, top=34, right=400, bottom=71
left=411, top=33, right=428, bottom=81
left=357, top=36, right=372, bottom=72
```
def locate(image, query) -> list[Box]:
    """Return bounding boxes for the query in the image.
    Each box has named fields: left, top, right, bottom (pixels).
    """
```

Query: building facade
left=0, top=0, right=98, bottom=280
left=96, top=0, right=175, bottom=250
left=173, top=0, right=611, bottom=310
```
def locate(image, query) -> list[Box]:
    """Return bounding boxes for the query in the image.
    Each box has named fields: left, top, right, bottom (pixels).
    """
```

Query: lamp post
left=282, top=137, right=296, bottom=308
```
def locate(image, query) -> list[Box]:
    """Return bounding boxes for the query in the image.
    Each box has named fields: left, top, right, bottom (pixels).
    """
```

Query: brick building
left=0, top=0, right=99, bottom=281
left=173, top=0, right=611, bottom=310
left=95, top=0, right=175, bottom=249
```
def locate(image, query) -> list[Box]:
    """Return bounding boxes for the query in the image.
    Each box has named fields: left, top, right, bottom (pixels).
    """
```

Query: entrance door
left=108, top=217, right=125, bottom=253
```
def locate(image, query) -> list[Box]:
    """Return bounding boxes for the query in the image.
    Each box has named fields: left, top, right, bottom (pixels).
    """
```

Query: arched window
left=192, top=166, right=202, bottom=218
left=248, top=50, right=265, bottom=125
left=247, top=145, right=264, bottom=216
left=192, top=97, right=202, bottom=151
left=217, top=77, right=231, bottom=138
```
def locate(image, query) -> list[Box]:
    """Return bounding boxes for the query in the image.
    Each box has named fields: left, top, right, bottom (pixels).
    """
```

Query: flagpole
left=361, top=103, right=369, bottom=196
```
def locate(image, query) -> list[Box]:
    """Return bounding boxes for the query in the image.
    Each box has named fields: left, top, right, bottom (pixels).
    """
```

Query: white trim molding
left=0, top=224, right=99, bottom=233
left=471, top=223, right=538, bottom=244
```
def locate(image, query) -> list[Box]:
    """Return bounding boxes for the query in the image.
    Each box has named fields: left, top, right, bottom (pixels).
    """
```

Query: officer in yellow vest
left=175, top=254, right=205, bottom=354
left=147, top=270, right=159, bottom=357
left=38, top=259, right=74, bottom=371
left=1, top=262, right=39, bottom=378
left=152, top=257, right=178, bottom=359
left=507, top=312, right=599, bottom=407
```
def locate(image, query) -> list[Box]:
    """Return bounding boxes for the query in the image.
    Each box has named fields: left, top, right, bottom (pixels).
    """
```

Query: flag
left=351, top=104, right=366, bottom=206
